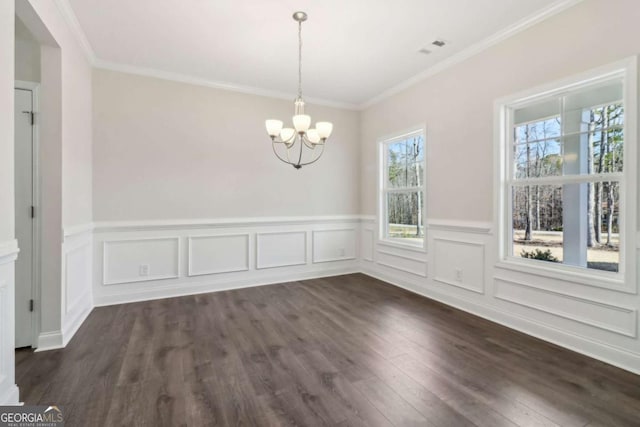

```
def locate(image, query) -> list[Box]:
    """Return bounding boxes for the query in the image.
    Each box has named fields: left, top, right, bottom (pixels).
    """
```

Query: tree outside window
left=380, top=131, right=425, bottom=247
left=508, top=78, right=624, bottom=273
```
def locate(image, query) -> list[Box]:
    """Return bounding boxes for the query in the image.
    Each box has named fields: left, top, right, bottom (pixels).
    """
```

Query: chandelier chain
left=298, top=20, right=302, bottom=99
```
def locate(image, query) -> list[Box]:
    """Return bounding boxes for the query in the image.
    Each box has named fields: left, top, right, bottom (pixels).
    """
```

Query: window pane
left=387, top=135, right=424, bottom=188
left=511, top=182, right=619, bottom=272
left=586, top=114, right=624, bottom=174
left=387, top=192, right=424, bottom=242
left=590, top=181, right=620, bottom=272
left=513, top=138, right=563, bottom=179
left=563, top=79, right=623, bottom=122
left=512, top=185, right=564, bottom=260
left=513, top=103, right=624, bottom=179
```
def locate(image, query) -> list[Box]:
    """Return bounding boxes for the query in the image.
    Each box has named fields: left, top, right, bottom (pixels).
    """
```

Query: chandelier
left=265, top=11, right=333, bottom=169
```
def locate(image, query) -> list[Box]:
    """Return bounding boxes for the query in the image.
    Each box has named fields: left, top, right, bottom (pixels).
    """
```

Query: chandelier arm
left=298, top=143, right=325, bottom=167
left=282, top=133, right=296, bottom=147
left=302, top=137, right=324, bottom=150
left=301, top=134, right=315, bottom=148
left=272, top=141, right=295, bottom=166
left=286, top=143, right=294, bottom=164
left=296, top=134, right=304, bottom=167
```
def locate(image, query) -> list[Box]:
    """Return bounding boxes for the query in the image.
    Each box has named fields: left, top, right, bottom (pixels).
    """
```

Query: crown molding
left=92, top=59, right=360, bottom=110
left=358, top=0, right=586, bottom=110
left=53, top=0, right=583, bottom=112
left=53, top=0, right=357, bottom=110
left=54, top=0, right=97, bottom=63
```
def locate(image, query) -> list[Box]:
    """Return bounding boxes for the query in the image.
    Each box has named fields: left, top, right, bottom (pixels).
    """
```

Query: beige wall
left=360, top=0, right=640, bottom=221
left=15, top=17, right=40, bottom=83
left=92, top=69, right=360, bottom=221
left=25, top=0, right=93, bottom=230
left=0, top=2, right=15, bottom=243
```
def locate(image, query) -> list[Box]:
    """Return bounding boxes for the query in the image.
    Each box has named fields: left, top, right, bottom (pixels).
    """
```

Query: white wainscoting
left=360, top=217, right=429, bottom=283
left=60, top=228, right=93, bottom=348
left=38, top=226, right=95, bottom=352
left=377, top=249, right=427, bottom=277
left=188, top=234, right=249, bottom=276
left=92, top=216, right=362, bottom=306
left=103, top=237, right=180, bottom=285
left=494, top=277, right=637, bottom=338
left=256, top=231, right=307, bottom=269
left=433, top=238, right=485, bottom=294
left=361, top=217, right=640, bottom=375
left=312, top=229, right=357, bottom=263
left=361, top=227, right=374, bottom=262
left=0, top=240, right=19, bottom=404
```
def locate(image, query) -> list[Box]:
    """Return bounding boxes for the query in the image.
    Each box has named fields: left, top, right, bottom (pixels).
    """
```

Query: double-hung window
left=498, top=59, right=637, bottom=285
left=379, top=128, right=426, bottom=249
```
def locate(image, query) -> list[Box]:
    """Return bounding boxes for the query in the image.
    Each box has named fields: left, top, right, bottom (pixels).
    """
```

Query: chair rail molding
left=0, top=240, right=19, bottom=265
left=427, top=219, right=493, bottom=234
left=93, top=215, right=364, bottom=233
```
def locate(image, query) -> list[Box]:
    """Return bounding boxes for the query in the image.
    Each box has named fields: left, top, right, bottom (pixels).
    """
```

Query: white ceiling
left=66, top=0, right=570, bottom=108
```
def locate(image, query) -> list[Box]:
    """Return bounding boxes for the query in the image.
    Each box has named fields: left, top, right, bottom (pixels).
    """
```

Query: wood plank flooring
left=15, top=274, right=640, bottom=426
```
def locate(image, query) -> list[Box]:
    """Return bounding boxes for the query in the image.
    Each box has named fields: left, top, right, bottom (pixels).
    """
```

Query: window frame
left=494, top=58, right=638, bottom=292
left=378, top=126, right=427, bottom=252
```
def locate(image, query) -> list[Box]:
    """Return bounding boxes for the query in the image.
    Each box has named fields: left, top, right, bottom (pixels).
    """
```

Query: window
left=379, top=129, right=425, bottom=248
left=498, top=60, right=637, bottom=284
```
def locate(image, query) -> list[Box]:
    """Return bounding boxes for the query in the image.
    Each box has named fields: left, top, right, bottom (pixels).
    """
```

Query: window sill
left=495, top=258, right=634, bottom=294
left=378, top=238, right=426, bottom=253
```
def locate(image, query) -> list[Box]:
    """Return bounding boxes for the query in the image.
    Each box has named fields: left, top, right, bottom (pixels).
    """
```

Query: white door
left=15, top=88, right=34, bottom=348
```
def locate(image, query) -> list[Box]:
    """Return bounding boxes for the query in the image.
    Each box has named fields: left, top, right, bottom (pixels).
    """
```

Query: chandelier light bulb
left=280, top=127, right=295, bottom=142
left=293, top=114, right=311, bottom=133
left=265, top=120, right=284, bottom=137
left=306, top=129, right=321, bottom=144
left=316, top=122, right=334, bottom=139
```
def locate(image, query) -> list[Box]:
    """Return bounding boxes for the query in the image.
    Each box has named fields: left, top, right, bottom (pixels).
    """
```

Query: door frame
left=15, top=80, right=41, bottom=348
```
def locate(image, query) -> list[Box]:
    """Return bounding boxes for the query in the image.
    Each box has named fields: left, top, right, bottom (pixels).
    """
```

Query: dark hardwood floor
left=16, top=274, right=640, bottom=426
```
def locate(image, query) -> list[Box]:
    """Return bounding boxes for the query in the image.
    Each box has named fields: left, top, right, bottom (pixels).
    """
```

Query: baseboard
left=94, top=266, right=359, bottom=307
left=0, top=384, right=20, bottom=405
left=360, top=264, right=640, bottom=376
left=62, top=300, right=93, bottom=347
left=35, top=331, right=63, bottom=352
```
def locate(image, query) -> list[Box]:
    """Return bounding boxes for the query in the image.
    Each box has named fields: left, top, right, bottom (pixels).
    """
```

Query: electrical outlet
left=455, top=268, right=463, bottom=282
left=139, top=264, right=150, bottom=276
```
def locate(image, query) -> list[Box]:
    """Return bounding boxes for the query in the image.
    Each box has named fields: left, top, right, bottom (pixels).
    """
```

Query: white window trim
left=494, top=57, right=638, bottom=293
left=377, top=126, right=427, bottom=252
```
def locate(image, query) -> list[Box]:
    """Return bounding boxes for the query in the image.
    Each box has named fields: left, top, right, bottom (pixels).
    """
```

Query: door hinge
left=31, top=205, right=35, bottom=218
left=29, top=299, right=34, bottom=312
left=21, top=110, right=34, bottom=125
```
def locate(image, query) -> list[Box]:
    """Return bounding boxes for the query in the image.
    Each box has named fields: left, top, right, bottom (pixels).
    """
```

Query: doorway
left=14, top=83, right=38, bottom=348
